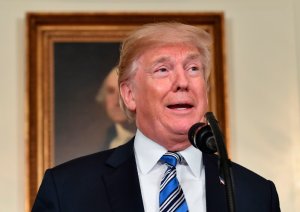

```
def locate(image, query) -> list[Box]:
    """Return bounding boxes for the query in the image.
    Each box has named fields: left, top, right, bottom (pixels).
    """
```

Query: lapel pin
left=219, top=176, right=225, bottom=185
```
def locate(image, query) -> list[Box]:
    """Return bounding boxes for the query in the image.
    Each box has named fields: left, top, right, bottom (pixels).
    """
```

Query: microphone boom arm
left=205, top=112, right=236, bottom=212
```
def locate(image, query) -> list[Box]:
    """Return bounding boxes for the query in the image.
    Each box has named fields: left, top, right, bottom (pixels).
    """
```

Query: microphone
left=189, top=112, right=236, bottom=212
left=188, top=122, right=217, bottom=154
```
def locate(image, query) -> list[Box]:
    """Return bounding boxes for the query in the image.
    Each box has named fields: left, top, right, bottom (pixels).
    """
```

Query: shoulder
left=48, top=138, right=135, bottom=181
left=230, top=159, right=280, bottom=211
left=203, top=153, right=280, bottom=211
left=45, top=149, right=113, bottom=187
left=203, top=153, right=270, bottom=183
left=203, top=153, right=277, bottom=196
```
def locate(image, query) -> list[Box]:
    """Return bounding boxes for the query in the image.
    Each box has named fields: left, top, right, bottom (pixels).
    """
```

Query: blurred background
left=0, top=0, right=300, bottom=211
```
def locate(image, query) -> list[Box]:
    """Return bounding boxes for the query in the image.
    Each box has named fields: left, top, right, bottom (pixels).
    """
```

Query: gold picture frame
left=26, top=12, right=228, bottom=210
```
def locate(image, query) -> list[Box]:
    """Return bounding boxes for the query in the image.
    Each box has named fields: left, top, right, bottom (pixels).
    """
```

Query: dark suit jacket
left=32, top=139, right=280, bottom=212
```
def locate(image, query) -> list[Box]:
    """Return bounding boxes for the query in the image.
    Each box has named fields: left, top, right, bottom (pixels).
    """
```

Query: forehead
left=139, top=43, right=201, bottom=63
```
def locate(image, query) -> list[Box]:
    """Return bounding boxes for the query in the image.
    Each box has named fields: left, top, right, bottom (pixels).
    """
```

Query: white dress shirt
left=134, top=129, right=206, bottom=212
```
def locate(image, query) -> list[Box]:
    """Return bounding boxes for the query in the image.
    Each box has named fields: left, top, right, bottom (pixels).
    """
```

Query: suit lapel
left=102, top=139, right=144, bottom=212
left=203, top=153, right=228, bottom=212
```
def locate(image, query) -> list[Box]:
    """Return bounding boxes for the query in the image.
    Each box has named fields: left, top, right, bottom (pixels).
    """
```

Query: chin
left=172, top=124, right=192, bottom=135
left=111, top=116, right=127, bottom=123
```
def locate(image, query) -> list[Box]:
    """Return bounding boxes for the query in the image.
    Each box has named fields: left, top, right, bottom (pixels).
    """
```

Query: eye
left=152, top=66, right=170, bottom=78
left=106, top=86, right=117, bottom=95
left=187, top=65, right=203, bottom=76
left=190, top=66, right=200, bottom=71
left=158, top=67, right=168, bottom=72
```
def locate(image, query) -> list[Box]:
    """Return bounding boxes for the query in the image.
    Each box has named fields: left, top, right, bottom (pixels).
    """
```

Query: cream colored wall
left=0, top=0, right=299, bottom=211
left=292, top=0, right=300, bottom=210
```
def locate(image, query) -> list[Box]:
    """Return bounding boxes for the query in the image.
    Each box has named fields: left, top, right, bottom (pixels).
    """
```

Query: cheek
left=201, top=90, right=208, bottom=108
left=105, top=96, right=115, bottom=108
left=202, top=89, right=209, bottom=105
left=135, top=85, right=161, bottom=116
left=194, top=82, right=209, bottom=107
left=139, top=84, right=166, bottom=108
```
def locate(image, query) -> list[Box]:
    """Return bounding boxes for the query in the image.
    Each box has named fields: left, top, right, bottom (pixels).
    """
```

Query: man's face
left=121, top=44, right=208, bottom=149
left=104, top=71, right=127, bottom=123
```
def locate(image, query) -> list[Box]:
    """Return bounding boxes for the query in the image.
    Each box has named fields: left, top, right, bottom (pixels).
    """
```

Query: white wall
left=0, top=0, right=299, bottom=211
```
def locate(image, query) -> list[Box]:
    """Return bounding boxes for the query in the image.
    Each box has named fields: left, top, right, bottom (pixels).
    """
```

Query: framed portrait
left=26, top=12, right=228, bottom=209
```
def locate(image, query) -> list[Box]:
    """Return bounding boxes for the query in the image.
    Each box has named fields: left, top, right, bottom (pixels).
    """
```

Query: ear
left=120, top=82, right=136, bottom=112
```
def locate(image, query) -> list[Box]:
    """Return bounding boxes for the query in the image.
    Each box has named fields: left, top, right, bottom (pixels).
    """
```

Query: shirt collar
left=134, top=129, right=203, bottom=178
left=134, top=129, right=166, bottom=174
left=179, top=145, right=203, bottom=178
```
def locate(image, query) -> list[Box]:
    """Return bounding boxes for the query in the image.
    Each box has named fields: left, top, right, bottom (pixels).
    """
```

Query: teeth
left=176, top=108, right=187, bottom=110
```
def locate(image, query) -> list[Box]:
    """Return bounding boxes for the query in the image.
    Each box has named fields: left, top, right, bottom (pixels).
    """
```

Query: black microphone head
left=188, top=122, right=205, bottom=147
left=188, top=123, right=217, bottom=154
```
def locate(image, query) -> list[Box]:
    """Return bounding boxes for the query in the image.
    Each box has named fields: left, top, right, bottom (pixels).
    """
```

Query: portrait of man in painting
left=54, top=42, right=135, bottom=165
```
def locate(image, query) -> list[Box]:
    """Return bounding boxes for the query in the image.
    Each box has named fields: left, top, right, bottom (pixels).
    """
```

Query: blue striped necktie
left=159, top=152, right=189, bottom=212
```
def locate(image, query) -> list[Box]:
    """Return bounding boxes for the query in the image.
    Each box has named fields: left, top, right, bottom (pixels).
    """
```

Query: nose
left=174, top=69, right=189, bottom=91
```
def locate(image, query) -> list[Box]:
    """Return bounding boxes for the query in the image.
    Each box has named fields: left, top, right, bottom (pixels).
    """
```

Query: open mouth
left=167, top=104, right=193, bottom=110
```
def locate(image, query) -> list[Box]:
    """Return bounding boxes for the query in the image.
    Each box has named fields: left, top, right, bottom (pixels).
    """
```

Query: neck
left=162, top=142, right=192, bottom=152
left=118, top=120, right=136, bottom=132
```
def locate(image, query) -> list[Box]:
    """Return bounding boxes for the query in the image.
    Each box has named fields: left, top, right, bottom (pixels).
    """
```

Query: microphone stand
left=205, top=112, right=236, bottom=212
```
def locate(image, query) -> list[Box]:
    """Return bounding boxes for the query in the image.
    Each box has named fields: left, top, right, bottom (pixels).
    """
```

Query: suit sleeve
left=269, top=180, right=281, bottom=212
left=32, top=169, right=61, bottom=212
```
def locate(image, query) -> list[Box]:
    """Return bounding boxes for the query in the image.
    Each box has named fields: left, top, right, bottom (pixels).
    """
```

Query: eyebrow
left=147, top=52, right=203, bottom=74
left=152, top=53, right=201, bottom=64
left=147, top=56, right=172, bottom=72
left=152, top=56, right=171, bottom=65
left=184, top=53, right=202, bottom=61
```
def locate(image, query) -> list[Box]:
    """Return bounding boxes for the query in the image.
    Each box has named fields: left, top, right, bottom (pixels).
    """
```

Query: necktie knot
left=160, top=152, right=183, bottom=167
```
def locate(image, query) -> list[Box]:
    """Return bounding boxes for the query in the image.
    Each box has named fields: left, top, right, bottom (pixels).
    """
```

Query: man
left=32, top=22, right=280, bottom=212
left=96, top=66, right=136, bottom=149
